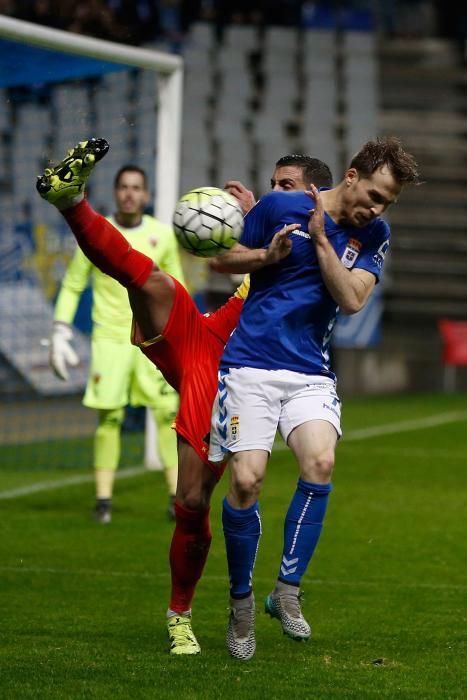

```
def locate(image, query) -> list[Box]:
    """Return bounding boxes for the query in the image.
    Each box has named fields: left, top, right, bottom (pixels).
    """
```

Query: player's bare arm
left=306, top=185, right=375, bottom=314
left=209, top=224, right=298, bottom=273
left=224, top=180, right=256, bottom=214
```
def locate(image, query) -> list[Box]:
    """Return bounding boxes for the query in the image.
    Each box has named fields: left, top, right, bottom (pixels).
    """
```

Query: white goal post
left=0, top=15, right=184, bottom=469
left=0, top=15, right=183, bottom=222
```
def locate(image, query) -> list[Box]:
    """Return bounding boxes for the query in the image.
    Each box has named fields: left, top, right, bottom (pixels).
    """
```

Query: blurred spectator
left=158, top=0, right=185, bottom=51
left=179, top=0, right=202, bottom=34
left=19, top=0, right=65, bottom=29
left=5, top=0, right=466, bottom=48
left=107, top=0, right=160, bottom=44
left=0, top=0, right=16, bottom=16
left=67, top=0, right=126, bottom=41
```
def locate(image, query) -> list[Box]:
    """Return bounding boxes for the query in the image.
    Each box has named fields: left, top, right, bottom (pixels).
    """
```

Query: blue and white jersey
left=220, top=190, right=390, bottom=378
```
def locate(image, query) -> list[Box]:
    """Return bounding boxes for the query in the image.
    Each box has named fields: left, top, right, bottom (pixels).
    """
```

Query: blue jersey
left=220, top=190, right=390, bottom=378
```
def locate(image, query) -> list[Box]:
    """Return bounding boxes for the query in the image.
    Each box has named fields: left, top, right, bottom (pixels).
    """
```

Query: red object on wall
left=438, top=319, right=467, bottom=366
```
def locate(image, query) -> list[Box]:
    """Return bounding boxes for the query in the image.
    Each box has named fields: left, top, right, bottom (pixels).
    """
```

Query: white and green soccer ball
left=172, top=186, right=244, bottom=258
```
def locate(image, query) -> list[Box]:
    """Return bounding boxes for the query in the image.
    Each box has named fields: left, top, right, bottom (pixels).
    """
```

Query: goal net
left=0, top=16, right=182, bottom=473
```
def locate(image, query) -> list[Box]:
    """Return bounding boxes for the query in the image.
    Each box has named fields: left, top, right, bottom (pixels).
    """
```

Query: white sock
left=55, top=192, right=85, bottom=212
left=167, top=608, right=191, bottom=619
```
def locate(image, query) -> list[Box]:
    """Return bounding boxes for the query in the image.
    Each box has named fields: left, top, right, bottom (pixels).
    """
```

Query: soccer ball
left=172, top=186, right=244, bottom=258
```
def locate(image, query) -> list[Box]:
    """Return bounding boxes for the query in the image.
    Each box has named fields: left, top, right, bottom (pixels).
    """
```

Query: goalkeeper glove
left=49, top=322, right=79, bottom=381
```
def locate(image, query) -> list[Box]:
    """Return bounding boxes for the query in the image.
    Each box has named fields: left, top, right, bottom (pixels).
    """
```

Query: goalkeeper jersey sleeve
left=53, top=245, right=93, bottom=325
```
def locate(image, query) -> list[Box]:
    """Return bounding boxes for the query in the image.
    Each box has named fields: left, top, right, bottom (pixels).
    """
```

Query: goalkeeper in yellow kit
left=50, top=164, right=185, bottom=523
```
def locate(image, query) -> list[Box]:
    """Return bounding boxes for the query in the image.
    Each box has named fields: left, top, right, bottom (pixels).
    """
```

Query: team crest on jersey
left=341, top=238, right=362, bottom=269
left=148, top=235, right=158, bottom=247
left=230, top=415, right=240, bottom=441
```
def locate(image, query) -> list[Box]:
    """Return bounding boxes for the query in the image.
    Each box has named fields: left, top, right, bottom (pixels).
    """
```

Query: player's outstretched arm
left=49, top=246, right=92, bottom=380
left=209, top=224, right=298, bottom=273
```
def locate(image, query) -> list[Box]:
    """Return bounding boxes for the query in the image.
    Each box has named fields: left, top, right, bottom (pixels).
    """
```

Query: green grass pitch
left=0, top=393, right=466, bottom=699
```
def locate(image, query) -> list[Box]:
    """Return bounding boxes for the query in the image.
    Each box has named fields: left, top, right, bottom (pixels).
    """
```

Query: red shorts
left=135, top=278, right=243, bottom=476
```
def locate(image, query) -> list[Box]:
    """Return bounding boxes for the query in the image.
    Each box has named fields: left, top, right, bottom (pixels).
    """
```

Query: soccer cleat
left=94, top=498, right=112, bottom=524
left=167, top=615, right=201, bottom=655
left=226, top=594, right=256, bottom=661
left=265, top=586, right=311, bottom=641
left=36, top=138, right=109, bottom=207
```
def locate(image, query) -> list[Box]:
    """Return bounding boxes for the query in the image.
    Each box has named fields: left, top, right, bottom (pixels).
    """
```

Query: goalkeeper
left=37, top=138, right=333, bottom=657
left=50, top=163, right=185, bottom=524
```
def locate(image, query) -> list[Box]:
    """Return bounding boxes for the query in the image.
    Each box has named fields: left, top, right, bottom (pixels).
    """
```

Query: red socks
left=169, top=502, right=212, bottom=614
left=62, top=199, right=154, bottom=288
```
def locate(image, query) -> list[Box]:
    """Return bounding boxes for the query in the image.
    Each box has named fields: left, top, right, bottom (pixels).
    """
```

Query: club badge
left=341, top=238, right=362, bottom=269
left=230, top=415, right=239, bottom=441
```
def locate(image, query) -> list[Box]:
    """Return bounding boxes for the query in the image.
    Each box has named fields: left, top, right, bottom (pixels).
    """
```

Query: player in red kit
left=36, top=139, right=253, bottom=656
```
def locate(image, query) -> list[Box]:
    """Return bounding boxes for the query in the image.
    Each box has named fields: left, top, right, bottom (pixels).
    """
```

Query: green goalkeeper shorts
left=83, top=336, right=178, bottom=414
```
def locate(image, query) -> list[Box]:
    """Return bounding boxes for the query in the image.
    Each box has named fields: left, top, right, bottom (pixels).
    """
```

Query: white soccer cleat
left=226, top=594, right=256, bottom=661
left=265, top=584, right=311, bottom=640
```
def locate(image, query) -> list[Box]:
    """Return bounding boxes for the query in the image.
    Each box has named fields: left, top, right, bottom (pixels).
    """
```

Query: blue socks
left=222, top=498, right=262, bottom=599
left=279, top=479, right=332, bottom=586
left=222, top=480, right=331, bottom=597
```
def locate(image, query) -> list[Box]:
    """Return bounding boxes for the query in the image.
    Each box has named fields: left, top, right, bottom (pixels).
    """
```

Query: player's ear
left=345, top=168, right=358, bottom=187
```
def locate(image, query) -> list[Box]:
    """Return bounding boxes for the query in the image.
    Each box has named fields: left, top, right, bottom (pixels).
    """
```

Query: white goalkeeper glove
left=49, top=322, right=79, bottom=381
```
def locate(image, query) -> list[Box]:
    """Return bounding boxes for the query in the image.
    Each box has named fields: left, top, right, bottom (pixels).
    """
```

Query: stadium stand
left=1, top=3, right=467, bottom=416
left=0, top=281, right=90, bottom=396
left=379, top=37, right=467, bottom=319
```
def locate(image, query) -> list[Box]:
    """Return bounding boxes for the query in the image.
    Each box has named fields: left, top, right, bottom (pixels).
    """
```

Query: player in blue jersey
left=208, top=136, right=420, bottom=661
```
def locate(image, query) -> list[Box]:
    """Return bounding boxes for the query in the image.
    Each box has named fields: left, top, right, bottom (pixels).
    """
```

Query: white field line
left=0, top=466, right=145, bottom=500
left=343, top=410, right=467, bottom=440
left=275, top=409, right=467, bottom=450
left=1, top=410, right=467, bottom=501
left=0, top=564, right=464, bottom=591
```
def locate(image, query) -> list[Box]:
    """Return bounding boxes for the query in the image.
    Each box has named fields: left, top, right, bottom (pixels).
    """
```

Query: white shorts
left=208, top=367, right=342, bottom=463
